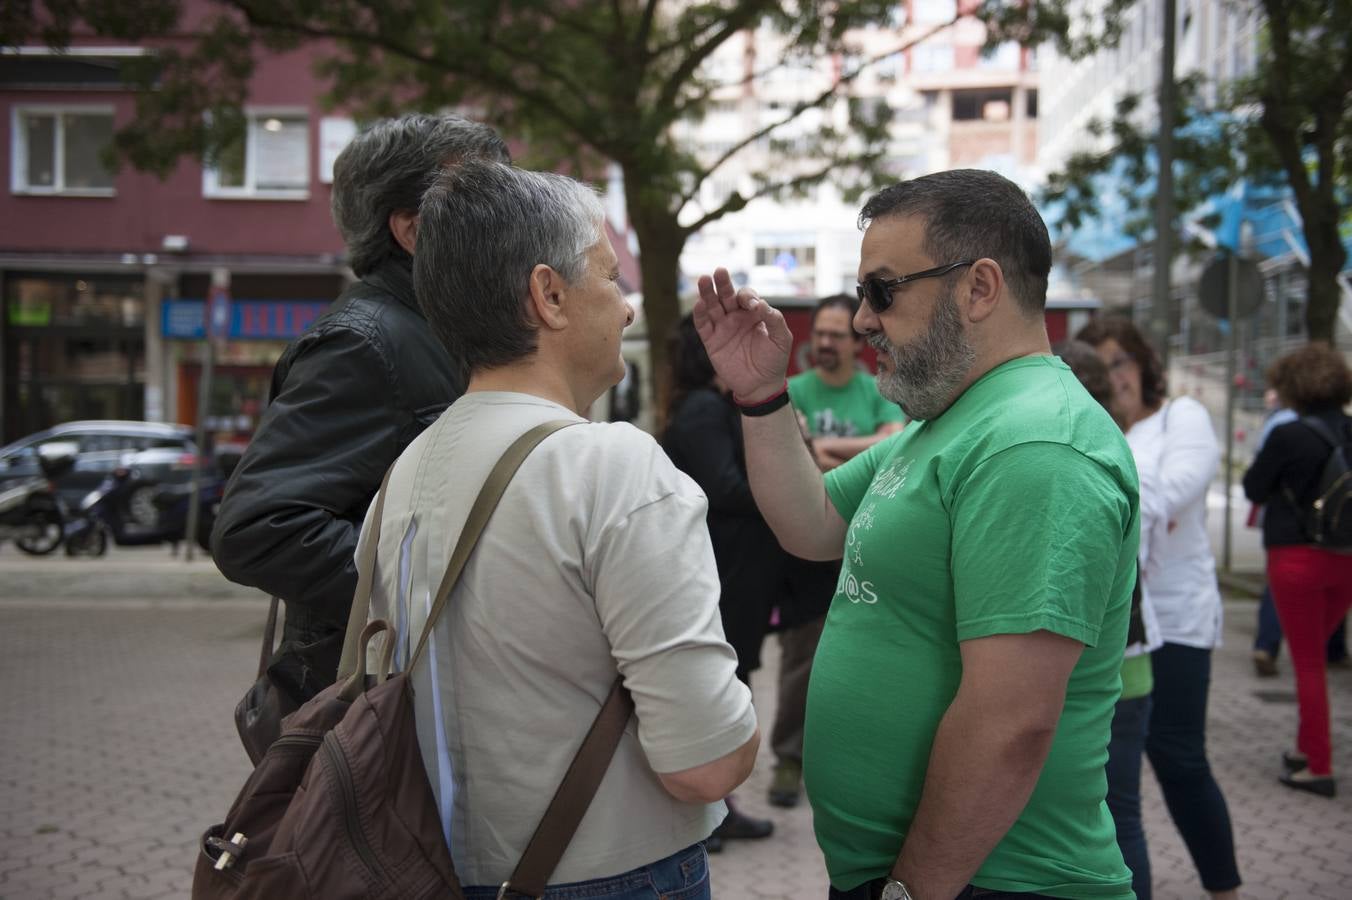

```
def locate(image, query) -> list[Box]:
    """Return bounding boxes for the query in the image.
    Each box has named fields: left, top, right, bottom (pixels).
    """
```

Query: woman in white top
left=1078, top=318, right=1241, bottom=900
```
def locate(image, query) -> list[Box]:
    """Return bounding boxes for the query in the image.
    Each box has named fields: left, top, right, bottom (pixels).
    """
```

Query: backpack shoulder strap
left=404, top=417, right=635, bottom=897
left=506, top=678, right=633, bottom=897
left=1301, top=415, right=1346, bottom=449
left=405, top=419, right=577, bottom=672
left=339, top=416, right=635, bottom=897
left=336, top=463, right=399, bottom=682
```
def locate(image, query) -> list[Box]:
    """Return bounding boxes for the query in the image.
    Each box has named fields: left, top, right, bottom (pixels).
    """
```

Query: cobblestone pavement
left=0, top=595, right=1348, bottom=900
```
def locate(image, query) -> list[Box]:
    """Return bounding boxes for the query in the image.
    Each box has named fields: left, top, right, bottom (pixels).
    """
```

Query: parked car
left=0, top=421, right=207, bottom=523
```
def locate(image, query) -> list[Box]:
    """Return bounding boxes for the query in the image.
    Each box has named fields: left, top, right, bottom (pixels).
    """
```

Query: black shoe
left=1252, top=649, right=1278, bottom=677
left=1282, top=751, right=1308, bottom=773
left=712, top=807, right=774, bottom=841
left=1279, top=770, right=1336, bottom=798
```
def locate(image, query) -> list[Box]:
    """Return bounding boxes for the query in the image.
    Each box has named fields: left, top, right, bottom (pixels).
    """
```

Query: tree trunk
left=626, top=195, right=687, bottom=433
left=1298, top=197, right=1347, bottom=343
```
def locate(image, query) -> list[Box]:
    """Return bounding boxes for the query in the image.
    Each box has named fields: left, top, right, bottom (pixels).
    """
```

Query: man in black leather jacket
left=212, top=114, right=509, bottom=700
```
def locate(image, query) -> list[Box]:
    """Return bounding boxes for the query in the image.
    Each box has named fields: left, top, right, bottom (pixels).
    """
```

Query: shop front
left=162, top=297, right=331, bottom=445
left=2, top=271, right=146, bottom=443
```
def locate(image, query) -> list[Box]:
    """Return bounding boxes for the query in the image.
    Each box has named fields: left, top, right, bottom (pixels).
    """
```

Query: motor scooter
left=69, top=464, right=223, bottom=554
left=0, top=442, right=78, bottom=555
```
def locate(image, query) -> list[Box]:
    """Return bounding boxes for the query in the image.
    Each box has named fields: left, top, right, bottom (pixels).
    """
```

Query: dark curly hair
left=665, top=314, right=717, bottom=422
left=1075, top=316, right=1168, bottom=411
left=1266, top=342, right=1352, bottom=414
left=1055, top=340, right=1123, bottom=429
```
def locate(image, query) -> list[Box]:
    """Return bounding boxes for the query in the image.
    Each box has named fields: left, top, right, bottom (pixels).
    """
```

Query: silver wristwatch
left=879, top=879, right=915, bottom=900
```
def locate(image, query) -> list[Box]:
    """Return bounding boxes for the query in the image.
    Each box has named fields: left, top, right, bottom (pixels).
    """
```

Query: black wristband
left=736, top=384, right=791, bottom=417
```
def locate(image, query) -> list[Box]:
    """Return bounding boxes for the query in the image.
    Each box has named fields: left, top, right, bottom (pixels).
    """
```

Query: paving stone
left=0, top=590, right=1348, bottom=900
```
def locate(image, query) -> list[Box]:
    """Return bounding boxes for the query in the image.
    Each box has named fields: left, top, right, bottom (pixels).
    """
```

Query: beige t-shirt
left=358, top=392, right=756, bottom=887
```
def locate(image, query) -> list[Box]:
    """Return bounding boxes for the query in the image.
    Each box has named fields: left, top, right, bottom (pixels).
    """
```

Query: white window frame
left=10, top=104, right=117, bottom=197
left=202, top=107, right=310, bottom=201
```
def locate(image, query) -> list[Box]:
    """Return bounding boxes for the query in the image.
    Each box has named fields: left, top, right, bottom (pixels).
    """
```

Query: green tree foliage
left=4, top=0, right=1121, bottom=410
left=1040, top=0, right=1352, bottom=343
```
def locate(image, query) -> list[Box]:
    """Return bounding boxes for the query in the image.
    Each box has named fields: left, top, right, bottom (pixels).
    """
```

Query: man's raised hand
left=692, top=268, right=794, bottom=404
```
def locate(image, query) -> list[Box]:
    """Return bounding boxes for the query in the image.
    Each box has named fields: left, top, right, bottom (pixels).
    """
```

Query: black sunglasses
left=855, top=260, right=976, bottom=314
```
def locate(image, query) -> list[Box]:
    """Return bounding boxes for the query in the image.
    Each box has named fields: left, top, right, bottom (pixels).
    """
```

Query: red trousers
left=1267, top=545, right=1352, bottom=775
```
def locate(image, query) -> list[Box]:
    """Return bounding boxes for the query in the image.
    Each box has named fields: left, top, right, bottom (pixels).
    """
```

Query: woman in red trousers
left=1243, top=343, right=1352, bottom=798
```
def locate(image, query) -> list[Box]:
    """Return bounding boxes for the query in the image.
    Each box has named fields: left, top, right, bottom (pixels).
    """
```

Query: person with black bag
left=211, top=114, right=509, bottom=760
left=1243, top=342, right=1352, bottom=798
left=355, top=160, right=760, bottom=897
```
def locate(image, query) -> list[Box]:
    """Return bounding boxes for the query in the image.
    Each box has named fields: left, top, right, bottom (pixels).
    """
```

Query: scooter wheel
left=15, top=507, right=64, bottom=556
left=65, top=524, right=109, bottom=558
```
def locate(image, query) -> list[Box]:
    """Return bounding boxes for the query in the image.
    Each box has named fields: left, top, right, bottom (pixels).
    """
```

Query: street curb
left=0, top=558, right=267, bottom=601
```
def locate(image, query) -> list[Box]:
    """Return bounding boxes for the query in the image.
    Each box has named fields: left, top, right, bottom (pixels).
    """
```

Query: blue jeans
left=1146, top=643, right=1241, bottom=892
left=828, top=879, right=1054, bottom=899
left=465, top=843, right=709, bottom=899
left=1254, top=587, right=1283, bottom=656
left=1105, top=694, right=1152, bottom=900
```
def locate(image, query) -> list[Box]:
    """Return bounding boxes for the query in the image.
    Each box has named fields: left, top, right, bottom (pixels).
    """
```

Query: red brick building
left=0, top=6, right=365, bottom=445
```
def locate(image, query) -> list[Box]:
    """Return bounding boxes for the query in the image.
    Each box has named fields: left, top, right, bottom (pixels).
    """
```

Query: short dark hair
left=811, top=294, right=860, bottom=337
left=331, top=114, right=509, bottom=277
left=1266, top=342, right=1352, bottom=414
left=1075, top=315, right=1168, bottom=410
left=858, top=169, right=1052, bottom=315
left=414, top=161, right=604, bottom=373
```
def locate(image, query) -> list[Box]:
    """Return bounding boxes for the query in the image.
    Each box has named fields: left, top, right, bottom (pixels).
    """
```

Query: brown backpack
left=193, top=421, right=633, bottom=899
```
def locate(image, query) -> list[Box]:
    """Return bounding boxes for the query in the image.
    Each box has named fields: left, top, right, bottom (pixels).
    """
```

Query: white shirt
left=1128, top=445, right=1165, bottom=657
left=1126, top=396, right=1223, bottom=648
left=357, top=392, right=756, bottom=886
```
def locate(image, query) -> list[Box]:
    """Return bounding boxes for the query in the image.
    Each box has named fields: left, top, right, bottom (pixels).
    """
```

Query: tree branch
left=1256, top=0, right=1313, bottom=211
left=679, top=156, right=872, bottom=236
left=675, top=16, right=958, bottom=209
left=652, top=0, right=775, bottom=115
left=636, top=0, right=660, bottom=57
left=222, top=0, right=595, bottom=143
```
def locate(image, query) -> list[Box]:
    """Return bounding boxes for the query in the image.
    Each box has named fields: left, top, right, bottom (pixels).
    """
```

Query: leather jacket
left=212, top=257, right=465, bottom=631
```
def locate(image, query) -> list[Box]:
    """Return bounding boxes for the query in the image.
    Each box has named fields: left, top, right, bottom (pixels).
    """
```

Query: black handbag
left=233, top=598, right=344, bottom=765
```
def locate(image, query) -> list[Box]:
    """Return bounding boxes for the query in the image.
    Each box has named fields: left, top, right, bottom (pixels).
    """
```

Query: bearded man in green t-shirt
left=766, top=295, right=906, bottom=810
left=692, top=169, right=1138, bottom=900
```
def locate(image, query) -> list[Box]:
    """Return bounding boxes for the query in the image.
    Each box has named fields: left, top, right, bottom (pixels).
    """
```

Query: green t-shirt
left=806, top=355, right=1138, bottom=897
left=788, top=369, right=906, bottom=437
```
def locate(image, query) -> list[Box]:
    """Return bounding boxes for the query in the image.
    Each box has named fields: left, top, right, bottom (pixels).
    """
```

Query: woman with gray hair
left=360, top=161, right=761, bottom=898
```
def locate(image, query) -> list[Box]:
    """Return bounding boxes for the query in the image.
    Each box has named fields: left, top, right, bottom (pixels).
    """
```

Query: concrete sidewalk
left=0, top=478, right=1268, bottom=600
left=1, top=486, right=1346, bottom=899
left=711, top=599, right=1352, bottom=899
left=0, top=544, right=264, bottom=601
left=0, top=594, right=1348, bottom=899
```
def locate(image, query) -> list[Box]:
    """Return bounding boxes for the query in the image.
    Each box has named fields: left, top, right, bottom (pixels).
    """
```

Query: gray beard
left=870, top=285, right=975, bottom=421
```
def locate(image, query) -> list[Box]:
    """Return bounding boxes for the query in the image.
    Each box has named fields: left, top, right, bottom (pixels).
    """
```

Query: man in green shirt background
left=692, top=168, right=1138, bottom=899
left=768, top=295, right=906, bottom=809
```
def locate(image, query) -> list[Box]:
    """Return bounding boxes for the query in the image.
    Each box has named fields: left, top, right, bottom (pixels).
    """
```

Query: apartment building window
left=10, top=106, right=116, bottom=195
left=952, top=88, right=1014, bottom=121
left=912, top=44, right=955, bottom=73
left=204, top=110, right=309, bottom=199
left=978, top=42, right=1020, bottom=70
left=912, top=0, right=957, bottom=24
left=755, top=245, right=815, bottom=268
